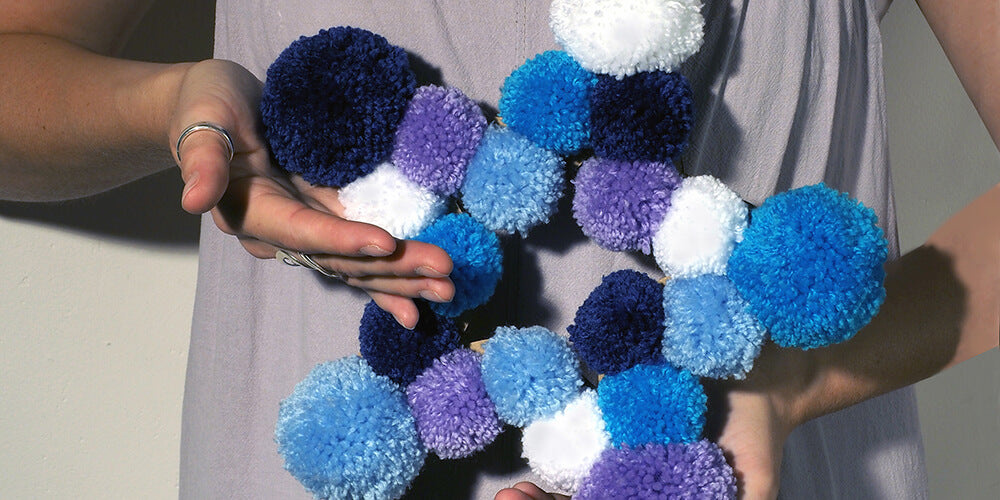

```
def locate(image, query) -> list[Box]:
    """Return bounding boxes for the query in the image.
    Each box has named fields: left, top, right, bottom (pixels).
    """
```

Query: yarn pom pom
left=499, top=50, right=597, bottom=154
left=406, top=349, right=503, bottom=459
left=727, top=183, right=888, bottom=349
left=551, top=0, right=705, bottom=77
left=414, top=213, right=503, bottom=317
left=576, top=442, right=737, bottom=500
left=339, top=162, right=447, bottom=239
left=522, top=389, right=610, bottom=495
left=598, top=363, right=706, bottom=447
left=461, top=126, right=566, bottom=234
left=261, top=27, right=416, bottom=187
left=358, top=300, right=461, bottom=386
left=590, top=71, right=694, bottom=161
left=567, top=270, right=666, bottom=375
left=572, top=157, right=682, bottom=253
left=275, top=357, right=426, bottom=500
left=392, top=85, right=487, bottom=195
left=481, top=326, right=583, bottom=427
left=652, top=175, right=748, bottom=277
left=662, top=275, right=766, bottom=379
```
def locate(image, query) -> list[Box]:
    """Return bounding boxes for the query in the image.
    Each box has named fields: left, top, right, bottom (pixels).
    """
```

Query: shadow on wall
left=0, top=0, right=216, bottom=247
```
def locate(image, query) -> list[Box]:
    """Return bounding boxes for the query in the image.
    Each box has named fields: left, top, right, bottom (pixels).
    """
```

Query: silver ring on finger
left=275, top=249, right=347, bottom=281
left=176, top=121, right=235, bottom=163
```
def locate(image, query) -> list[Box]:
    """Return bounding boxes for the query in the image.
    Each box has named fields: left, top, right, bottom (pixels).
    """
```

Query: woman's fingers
left=175, top=125, right=234, bottom=214
left=368, top=291, right=420, bottom=329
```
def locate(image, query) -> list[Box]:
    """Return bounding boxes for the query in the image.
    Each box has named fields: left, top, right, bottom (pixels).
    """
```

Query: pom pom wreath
left=481, top=326, right=583, bottom=427
left=461, top=126, right=566, bottom=234
left=392, top=85, right=487, bottom=195
left=260, top=27, right=416, bottom=187
left=406, top=349, right=503, bottom=459
left=652, top=176, right=747, bottom=277
left=572, top=157, right=682, bottom=253
left=575, top=442, right=737, bottom=500
left=414, top=213, right=503, bottom=317
left=590, top=71, right=694, bottom=162
left=727, top=183, right=888, bottom=349
left=522, top=389, right=611, bottom=495
left=567, top=270, right=666, bottom=375
left=598, top=363, right=706, bottom=447
left=358, top=300, right=461, bottom=386
left=339, top=162, right=447, bottom=239
left=275, top=357, right=425, bottom=500
left=499, top=50, right=597, bottom=154
left=662, top=275, right=766, bottom=379
left=550, top=0, right=705, bottom=78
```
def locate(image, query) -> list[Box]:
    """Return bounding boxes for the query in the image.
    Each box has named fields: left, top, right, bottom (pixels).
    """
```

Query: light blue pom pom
left=481, top=326, right=583, bottom=427
left=275, top=356, right=426, bottom=500
left=598, top=363, right=706, bottom=447
left=461, top=126, right=566, bottom=234
left=662, top=275, right=766, bottom=379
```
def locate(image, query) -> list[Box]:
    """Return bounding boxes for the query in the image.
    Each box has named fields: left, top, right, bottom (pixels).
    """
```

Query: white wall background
left=0, top=1, right=996, bottom=498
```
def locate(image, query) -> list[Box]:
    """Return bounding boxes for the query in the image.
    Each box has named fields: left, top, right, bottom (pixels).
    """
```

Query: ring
left=276, top=249, right=347, bottom=281
left=176, top=121, right=235, bottom=163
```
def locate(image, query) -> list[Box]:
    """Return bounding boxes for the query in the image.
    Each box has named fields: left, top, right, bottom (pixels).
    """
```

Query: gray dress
left=181, top=1, right=928, bottom=498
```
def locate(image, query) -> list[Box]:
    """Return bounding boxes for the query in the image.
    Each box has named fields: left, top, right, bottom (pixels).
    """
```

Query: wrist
left=114, top=60, right=194, bottom=160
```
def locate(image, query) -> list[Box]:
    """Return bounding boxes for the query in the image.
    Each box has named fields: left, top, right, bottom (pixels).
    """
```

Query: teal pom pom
left=598, top=363, right=706, bottom=447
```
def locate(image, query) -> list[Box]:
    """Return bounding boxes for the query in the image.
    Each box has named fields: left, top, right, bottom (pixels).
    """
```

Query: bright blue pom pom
left=261, top=27, right=416, bottom=187
left=568, top=270, right=665, bottom=375
left=461, top=126, right=566, bottom=234
left=662, top=275, right=766, bottom=379
left=590, top=71, right=694, bottom=162
left=598, top=363, right=706, bottom=447
left=414, top=213, right=503, bottom=317
left=359, top=300, right=461, bottom=386
left=275, top=357, right=426, bottom=500
left=481, top=326, right=583, bottom=427
left=728, top=183, right=888, bottom=349
left=499, top=50, right=597, bottom=154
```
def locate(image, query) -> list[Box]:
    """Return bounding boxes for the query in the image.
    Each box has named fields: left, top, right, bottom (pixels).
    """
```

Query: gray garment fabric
left=180, top=0, right=927, bottom=498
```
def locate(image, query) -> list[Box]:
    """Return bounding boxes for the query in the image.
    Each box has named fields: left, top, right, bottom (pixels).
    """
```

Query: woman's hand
left=168, top=59, right=454, bottom=328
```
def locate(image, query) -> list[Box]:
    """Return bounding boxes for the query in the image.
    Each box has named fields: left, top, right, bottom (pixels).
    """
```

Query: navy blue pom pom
left=260, top=27, right=416, bottom=187
left=359, top=301, right=461, bottom=386
left=568, top=270, right=665, bottom=375
left=590, top=71, right=694, bottom=162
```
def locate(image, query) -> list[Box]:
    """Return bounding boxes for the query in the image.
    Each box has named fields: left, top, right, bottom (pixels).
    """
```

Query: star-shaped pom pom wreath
left=406, top=349, right=503, bottom=459
left=727, top=183, right=888, bottom=349
left=461, top=126, right=566, bottom=234
left=339, top=162, right=447, bottom=239
left=598, top=363, right=706, bottom=447
left=499, top=50, right=597, bottom=155
left=275, top=357, right=426, bottom=500
left=481, top=326, right=583, bottom=427
left=550, top=0, right=705, bottom=78
left=572, top=157, right=682, bottom=253
left=575, top=442, right=737, bottom=500
left=567, top=270, right=666, bottom=375
left=392, top=85, right=487, bottom=196
left=358, top=300, right=461, bottom=386
left=260, top=27, right=416, bottom=187
left=590, top=71, right=695, bottom=162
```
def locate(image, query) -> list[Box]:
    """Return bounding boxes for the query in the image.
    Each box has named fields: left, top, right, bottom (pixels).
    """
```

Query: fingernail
left=361, top=244, right=392, bottom=257
left=416, top=266, right=448, bottom=278
left=394, top=314, right=415, bottom=330
left=419, top=289, right=446, bottom=303
left=181, top=172, right=200, bottom=202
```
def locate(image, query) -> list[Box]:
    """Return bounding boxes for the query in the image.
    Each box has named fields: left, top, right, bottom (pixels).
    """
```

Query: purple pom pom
left=359, top=301, right=461, bottom=386
left=576, top=442, right=737, bottom=500
left=590, top=71, right=694, bottom=162
left=406, top=349, right=503, bottom=459
left=393, top=85, right=487, bottom=196
left=572, top=157, right=682, bottom=253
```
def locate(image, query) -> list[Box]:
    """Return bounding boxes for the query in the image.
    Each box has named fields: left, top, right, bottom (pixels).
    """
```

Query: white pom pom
left=551, top=0, right=704, bottom=77
left=521, top=390, right=610, bottom=495
left=339, top=162, right=447, bottom=239
left=653, top=176, right=747, bottom=277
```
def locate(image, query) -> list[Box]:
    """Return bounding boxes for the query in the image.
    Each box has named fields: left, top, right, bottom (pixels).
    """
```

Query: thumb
left=176, top=123, right=234, bottom=214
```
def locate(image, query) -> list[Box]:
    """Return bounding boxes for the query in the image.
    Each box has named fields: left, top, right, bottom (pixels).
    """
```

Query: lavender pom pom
left=406, top=349, right=502, bottom=459
left=359, top=301, right=461, bottom=386
left=572, top=157, right=682, bottom=253
left=261, top=27, right=416, bottom=187
left=392, top=85, right=487, bottom=196
left=576, top=442, right=737, bottom=500
left=590, top=71, right=694, bottom=162
left=568, top=270, right=665, bottom=375
left=598, top=363, right=706, bottom=447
